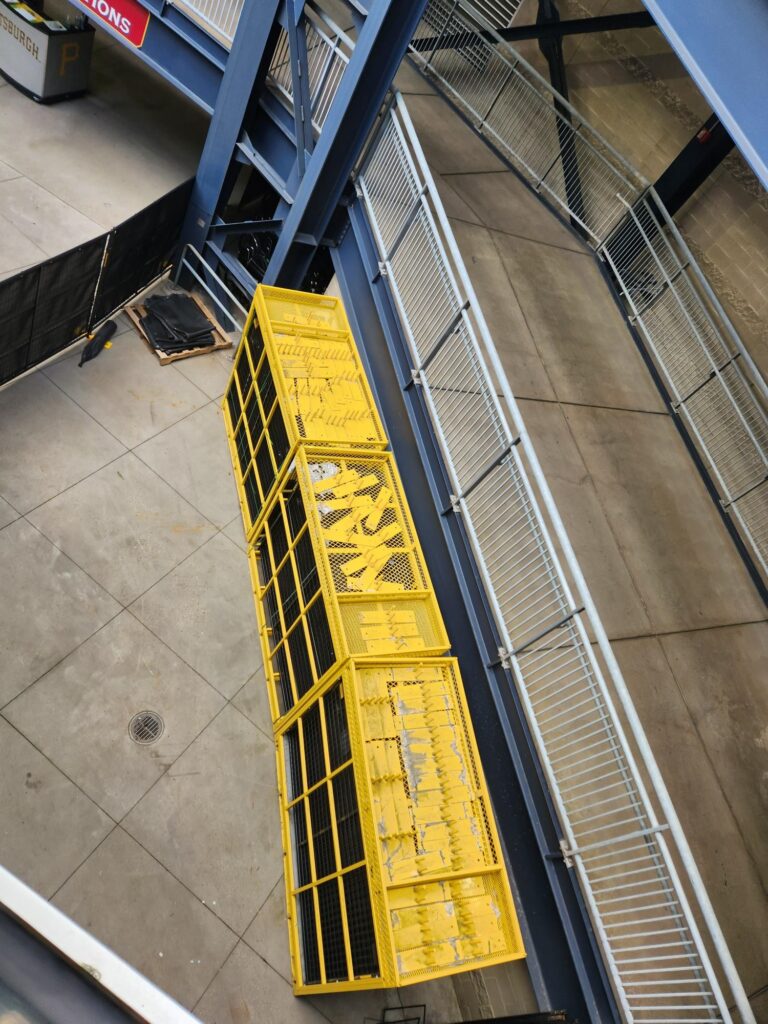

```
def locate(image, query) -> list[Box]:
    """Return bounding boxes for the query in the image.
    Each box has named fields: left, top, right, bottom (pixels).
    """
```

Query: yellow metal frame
left=246, top=447, right=450, bottom=728
left=275, top=660, right=525, bottom=994
left=222, top=284, right=524, bottom=995
left=222, top=285, right=388, bottom=544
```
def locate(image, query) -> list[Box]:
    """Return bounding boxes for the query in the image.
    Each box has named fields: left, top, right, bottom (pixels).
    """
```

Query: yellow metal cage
left=276, top=660, right=525, bottom=994
left=223, top=286, right=388, bottom=542
left=249, top=447, right=450, bottom=725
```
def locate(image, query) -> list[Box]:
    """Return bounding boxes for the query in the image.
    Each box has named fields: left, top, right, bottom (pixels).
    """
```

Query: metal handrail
left=266, top=5, right=352, bottom=135
left=409, top=0, right=768, bottom=590
left=356, top=90, right=755, bottom=1024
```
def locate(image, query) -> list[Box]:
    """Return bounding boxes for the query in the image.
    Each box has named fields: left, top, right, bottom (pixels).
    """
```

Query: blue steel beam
left=643, top=0, right=768, bottom=190
left=64, top=0, right=225, bottom=110
left=262, top=0, right=428, bottom=286
left=182, top=0, right=282, bottom=245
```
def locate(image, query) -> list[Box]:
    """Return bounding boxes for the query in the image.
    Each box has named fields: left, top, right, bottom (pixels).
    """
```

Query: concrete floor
left=0, top=19, right=207, bottom=279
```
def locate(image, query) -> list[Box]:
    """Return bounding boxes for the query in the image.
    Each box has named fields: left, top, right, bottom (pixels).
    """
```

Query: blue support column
left=263, top=0, right=428, bottom=286
left=181, top=0, right=282, bottom=249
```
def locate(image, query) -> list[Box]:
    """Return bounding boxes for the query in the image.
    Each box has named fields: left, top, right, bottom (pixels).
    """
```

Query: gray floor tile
left=242, top=879, right=291, bottom=982
left=563, top=404, right=766, bottom=632
left=135, top=403, right=239, bottom=529
left=0, top=520, right=120, bottom=707
left=0, top=212, right=45, bottom=273
left=0, top=177, right=101, bottom=256
left=5, top=612, right=225, bottom=820
left=232, top=663, right=271, bottom=738
left=515, top=399, right=653, bottom=640
left=403, top=93, right=505, bottom=175
left=0, top=718, right=112, bottom=898
left=222, top=514, right=247, bottom=551
left=449, top=219, right=555, bottom=403
left=0, top=46, right=205, bottom=231
left=445, top=169, right=585, bottom=253
left=194, top=942, right=326, bottom=1024
left=495, top=232, right=666, bottom=412
left=0, top=372, right=125, bottom=513
left=28, top=452, right=216, bottom=605
left=123, top=705, right=281, bottom=935
left=0, top=157, right=19, bottom=181
left=173, top=348, right=236, bottom=401
left=46, top=332, right=209, bottom=449
left=0, top=495, right=18, bottom=528
left=53, top=828, right=237, bottom=1010
left=131, top=533, right=260, bottom=699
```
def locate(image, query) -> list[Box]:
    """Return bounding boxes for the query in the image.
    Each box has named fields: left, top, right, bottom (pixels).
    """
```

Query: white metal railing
left=171, top=0, right=243, bottom=45
left=267, top=6, right=352, bottom=134
left=409, top=0, right=768, bottom=587
left=356, top=91, right=755, bottom=1024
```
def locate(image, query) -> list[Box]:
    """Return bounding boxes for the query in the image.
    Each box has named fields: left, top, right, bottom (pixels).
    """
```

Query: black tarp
left=0, top=178, right=194, bottom=387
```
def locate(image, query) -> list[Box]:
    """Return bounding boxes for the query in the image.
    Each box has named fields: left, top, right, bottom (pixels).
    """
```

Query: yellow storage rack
left=249, top=447, right=449, bottom=725
left=276, top=661, right=525, bottom=993
left=223, top=286, right=388, bottom=542
left=222, top=284, right=524, bottom=996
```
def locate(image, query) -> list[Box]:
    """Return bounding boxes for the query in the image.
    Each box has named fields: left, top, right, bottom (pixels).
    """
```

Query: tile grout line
left=448, top=208, right=590, bottom=257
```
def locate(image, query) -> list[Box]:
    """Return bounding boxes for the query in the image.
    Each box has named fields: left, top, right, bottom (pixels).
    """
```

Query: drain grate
left=129, top=710, right=164, bottom=745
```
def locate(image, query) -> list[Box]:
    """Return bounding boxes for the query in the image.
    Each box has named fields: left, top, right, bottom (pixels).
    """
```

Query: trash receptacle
left=0, top=0, right=94, bottom=102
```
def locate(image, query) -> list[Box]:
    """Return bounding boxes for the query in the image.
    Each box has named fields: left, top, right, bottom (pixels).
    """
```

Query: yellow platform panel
left=223, top=286, right=388, bottom=542
left=249, top=447, right=450, bottom=725
left=276, top=661, right=525, bottom=993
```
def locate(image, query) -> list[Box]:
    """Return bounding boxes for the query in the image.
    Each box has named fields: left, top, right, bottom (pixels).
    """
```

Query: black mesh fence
left=0, top=179, right=193, bottom=388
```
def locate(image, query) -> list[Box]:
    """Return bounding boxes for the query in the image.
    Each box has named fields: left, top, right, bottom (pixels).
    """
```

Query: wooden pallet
left=126, top=292, right=232, bottom=364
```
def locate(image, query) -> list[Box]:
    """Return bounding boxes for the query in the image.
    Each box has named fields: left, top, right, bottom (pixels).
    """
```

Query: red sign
left=78, top=0, right=149, bottom=47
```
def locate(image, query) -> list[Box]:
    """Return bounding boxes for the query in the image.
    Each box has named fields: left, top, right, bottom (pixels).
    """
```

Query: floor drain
left=129, top=711, right=164, bottom=745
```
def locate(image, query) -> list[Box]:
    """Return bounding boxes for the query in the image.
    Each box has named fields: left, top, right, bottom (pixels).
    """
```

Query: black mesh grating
left=324, top=685, right=351, bottom=770
left=285, top=485, right=307, bottom=541
left=244, top=468, right=261, bottom=523
left=297, top=889, right=321, bottom=985
left=226, top=381, right=241, bottom=428
left=318, top=879, right=348, bottom=982
left=289, top=625, right=314, bottom=698
left=245, top=391, right=262, bottom=440
left=291, top=801, right=312, bottom=886
left=255, top=439, right=275, bottom=496
left=307, top=600, right=335, bottom=680
left=235, top=423, right=250, bottom=476
left=332, top=766, right=364, bottom=867
left=257, top=360, right=277, bottom=413
left=309, top=785, right=336, bottom=879
left=302, top=703, right=325, bottom=789
left=273, top=644, right=293, bottom=714
left=295, top=532, right=319, bottom=604
left=278, top=561, right=300, bottom=628
left=269, top=406, right=291, bottom=467
left=343, top=867, right=379, bottom=978
left=268, top=505, right=289, bottom=567
left=248, top=320, right=265, bottom=363
left=284, top=726, right=304, bottom=801
left=236, top=348, right=253, bottom=399
left=264, top=584, right=282, bottom=645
